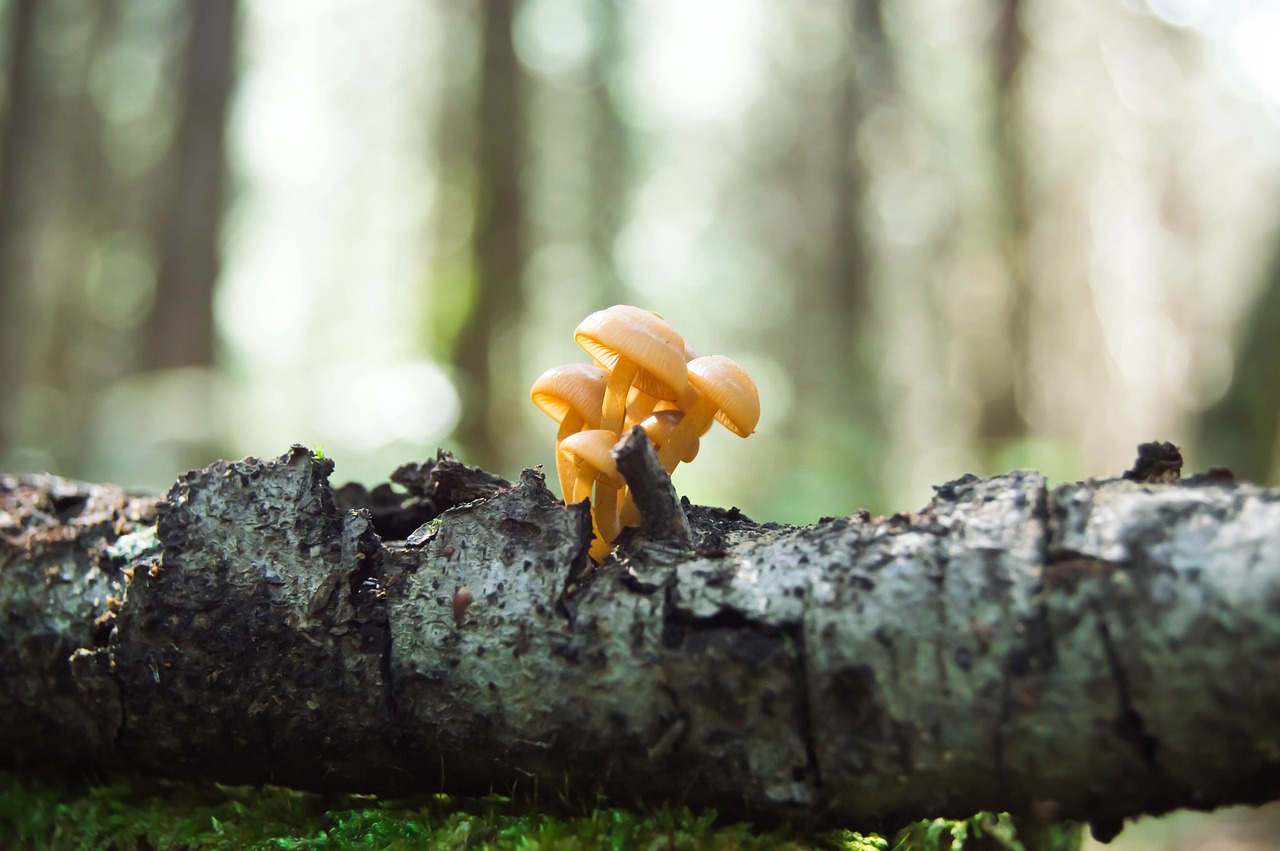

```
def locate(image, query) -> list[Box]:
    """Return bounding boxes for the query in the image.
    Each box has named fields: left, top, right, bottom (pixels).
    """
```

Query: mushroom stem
left=623, top=390, right=659, bottom=431
left=619, top=488, right=640, bottom=530
left=571, top=466, right=620, bottom=564
left=561, top=429, right=626, bottom=565
left=656, top=392, right=716, bottom=473
left=593, top=482, right=620, bottom=557
left=600, top=359, right=639, bottom=435
left=553, top=414, right=587, bottom=502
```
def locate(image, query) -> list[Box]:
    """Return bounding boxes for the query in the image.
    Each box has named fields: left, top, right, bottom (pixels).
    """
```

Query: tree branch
left=1, top=444, right=1278, bottom=837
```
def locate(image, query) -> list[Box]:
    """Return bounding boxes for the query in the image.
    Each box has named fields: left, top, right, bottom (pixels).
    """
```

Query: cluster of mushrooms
left=531, top=305, right=760, bottom=563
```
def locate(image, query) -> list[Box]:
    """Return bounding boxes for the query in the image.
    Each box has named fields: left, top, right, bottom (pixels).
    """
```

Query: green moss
left=0, top=769, right=1080, bottom=851
left=889, top=813, right=1083, bottom=851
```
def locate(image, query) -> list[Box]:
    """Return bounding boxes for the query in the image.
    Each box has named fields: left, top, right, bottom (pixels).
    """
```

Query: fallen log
left=1, top=440, right=1277, bottom=840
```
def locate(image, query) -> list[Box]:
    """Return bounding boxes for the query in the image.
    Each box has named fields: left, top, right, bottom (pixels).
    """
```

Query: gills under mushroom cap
left=687, top=354, right=760, bottom=437
left=558, top=429, right=625, bottom=497
left=530, top=363, right=609, bottom=428
left=656, top=355, right=760, bottom=473
left=530, top=363, right=610, bottom=501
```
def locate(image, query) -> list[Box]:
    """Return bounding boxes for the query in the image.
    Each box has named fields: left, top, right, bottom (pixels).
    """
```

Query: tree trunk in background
left=44, top=1, right=121, bottom=475
left=0, top=0, right=43, bottom=462
left=587, top=1, right=628, bottom=305
left=140, top=0, right=237, bottom=371
left=453, top=0, right=525, bottom=474
left=821, top=0, right=882, bottom=496
left=977, top=0, right=1031, bottom=453
left=830, top=1, right=876, bottom=326
left=1197, top=251, right=1280, bottom=483
left=770, top=0, right=888, bottom=510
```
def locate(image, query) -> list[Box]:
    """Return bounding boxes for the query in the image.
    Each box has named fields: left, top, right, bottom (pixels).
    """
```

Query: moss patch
left=0, top=769, right=1080, bottom=850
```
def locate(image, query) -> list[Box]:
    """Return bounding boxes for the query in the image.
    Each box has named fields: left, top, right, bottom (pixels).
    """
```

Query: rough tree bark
left=1, top=440, right=1278, bottom=840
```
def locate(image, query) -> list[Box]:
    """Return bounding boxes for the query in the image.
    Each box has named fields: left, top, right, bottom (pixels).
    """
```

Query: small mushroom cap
left=530, top=363, right=609, bottom=426
left=559, top=429, right=626, bottom=489
left=641, top=410, right=698, bottom=463
left=685, top=355, right=760, bottom=437
left=575, top=305, right=688, bottom=400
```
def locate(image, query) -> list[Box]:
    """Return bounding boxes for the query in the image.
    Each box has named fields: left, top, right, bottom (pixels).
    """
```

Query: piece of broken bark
left=333, top=448, right=511, bottom=540
left=1, top=444, right=1278, bottom=838
left=611, top=424, right=693, bottom=551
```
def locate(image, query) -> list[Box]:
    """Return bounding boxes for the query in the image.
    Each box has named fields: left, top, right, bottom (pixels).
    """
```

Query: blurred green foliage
left=0, top=0, right=1276, bottom=525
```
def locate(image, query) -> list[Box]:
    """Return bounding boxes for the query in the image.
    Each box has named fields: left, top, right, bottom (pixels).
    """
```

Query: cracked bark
left=1, top=443, right=1278, bottom=836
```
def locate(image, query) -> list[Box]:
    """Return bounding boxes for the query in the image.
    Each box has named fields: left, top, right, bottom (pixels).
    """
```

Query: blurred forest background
left=2, top=0, right=1280, bottom=524
left=1, top=0, right=1279, bottom=847
left=2, top=0, right=1280, bottom=530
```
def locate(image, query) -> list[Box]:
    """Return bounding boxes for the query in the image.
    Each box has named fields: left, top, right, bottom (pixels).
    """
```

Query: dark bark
left=611, top=425, right=693, bottom=550
left=141, top=0, right=237, bottom=371
left=1, top=444, right=1278, bottom=837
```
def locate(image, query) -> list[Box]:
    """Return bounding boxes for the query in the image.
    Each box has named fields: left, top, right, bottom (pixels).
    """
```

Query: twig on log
left=611, top=425, right=693, bottom=551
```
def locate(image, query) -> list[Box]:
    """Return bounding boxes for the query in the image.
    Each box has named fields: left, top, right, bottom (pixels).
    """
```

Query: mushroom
left=623, top=340, right=701, bottom=430
left=559, top=428, right=625, bottom=563
left=530, top=363, right=610, bottom=502
left=656, top=355, right=760, bottom=474
left=575, top=306, right=688, bottom=436
left=642, top=410, right=700, bottom=464
left=618, top=410, right=700, bottom=528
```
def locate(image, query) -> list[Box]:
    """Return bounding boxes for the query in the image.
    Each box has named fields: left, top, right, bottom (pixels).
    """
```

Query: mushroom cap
left=685, top=355, right=760, bottom=437
left=559, top=429, right=625, bottom=489
left=530, top=363, right=609, bottom=426
left=575, top=306, right=688, bottom=400
left=641, top=410, right=698, bottom=463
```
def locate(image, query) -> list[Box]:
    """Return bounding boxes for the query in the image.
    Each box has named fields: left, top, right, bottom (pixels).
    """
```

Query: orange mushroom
left=624, top=340, right=700, bottom=431
left=559, top=429, right=625, bottom=564
left=575, top=306, right=687, bottom=436
left=642, top=409, right=700, bottom=464
left=531, top=308, right=762, bottom=561
left=530, top=363, right=609, bottom=502
left=656, top=355, right=759, bottom=474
